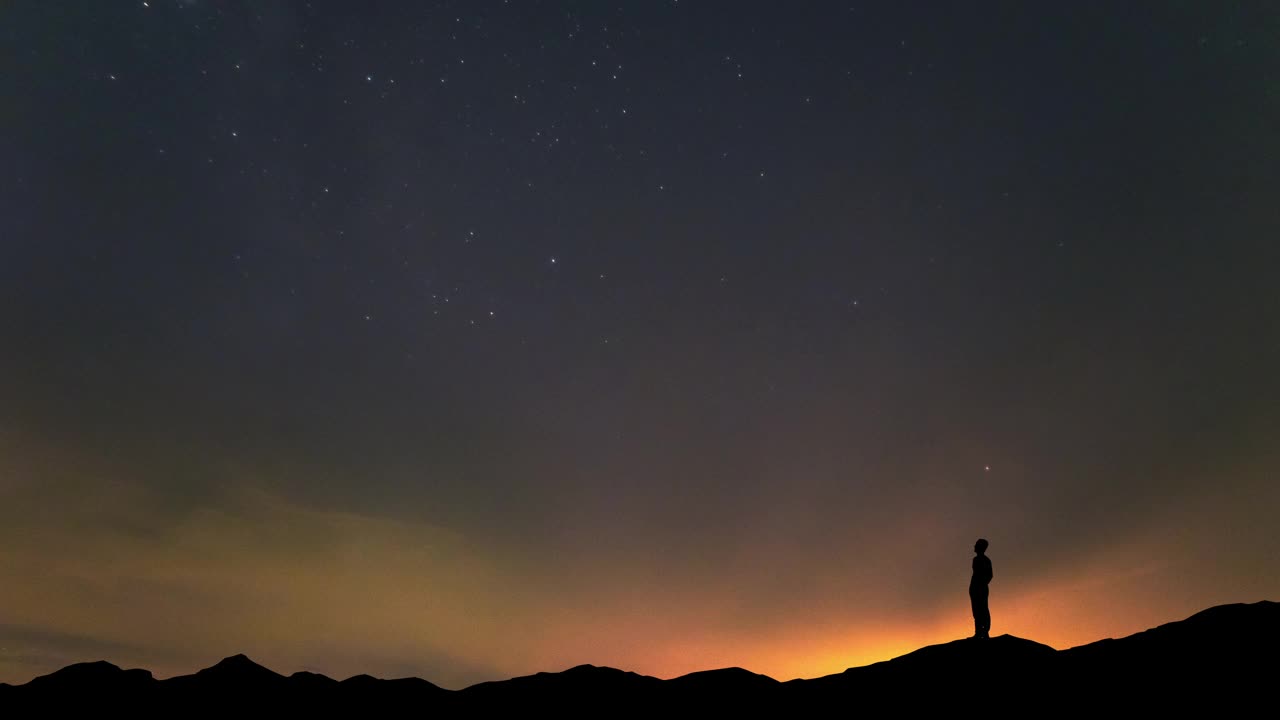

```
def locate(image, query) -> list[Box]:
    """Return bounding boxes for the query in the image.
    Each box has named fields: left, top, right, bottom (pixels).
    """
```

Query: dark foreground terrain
left=2, top=600, right=1275, bottom=714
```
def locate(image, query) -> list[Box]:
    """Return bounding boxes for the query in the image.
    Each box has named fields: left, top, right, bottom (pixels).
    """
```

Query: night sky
left=3, top=1, right=1278, bottom=689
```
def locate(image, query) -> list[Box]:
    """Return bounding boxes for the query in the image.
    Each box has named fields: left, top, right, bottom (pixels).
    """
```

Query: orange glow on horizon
left=521, top=558, right=1255, bottom=686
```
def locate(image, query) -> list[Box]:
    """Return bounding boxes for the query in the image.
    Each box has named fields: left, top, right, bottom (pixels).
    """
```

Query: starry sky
left=2, top=1, right=1278, bottom=689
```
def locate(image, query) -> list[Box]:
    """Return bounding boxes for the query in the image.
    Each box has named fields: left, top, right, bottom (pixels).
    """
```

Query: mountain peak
left=213, top=653, right=256, bottom=666
left=169, top=653, right=285, bottom=688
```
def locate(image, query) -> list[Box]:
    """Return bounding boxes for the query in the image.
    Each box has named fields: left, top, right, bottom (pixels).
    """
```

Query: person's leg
left=978, top=589, right=991, bottom=638
left=969, top=589, right=982, bottom=637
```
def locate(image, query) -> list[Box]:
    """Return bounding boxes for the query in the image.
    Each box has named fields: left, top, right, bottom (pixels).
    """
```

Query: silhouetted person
left=970, top=538, right=992, bottom=639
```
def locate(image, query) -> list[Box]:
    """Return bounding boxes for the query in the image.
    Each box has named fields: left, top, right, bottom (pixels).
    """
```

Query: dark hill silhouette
left=795, top=632, right=1058, bottom=694
left=1, top=600, right=1274, bottom=713
left=668, top=665, right=779, bottom=691
left=1055, top=600, right=1280, bottom=709
left=24, top=660, right=155, bottom=696
left=339, top=672, right=448, bottom=705
left=458, top=663, right=662, bottom=710
left=176, top=652, right=283, bottom=684
left=287, top=669, right=339, bottom=693
left=156, top=651, right=291, bottom=705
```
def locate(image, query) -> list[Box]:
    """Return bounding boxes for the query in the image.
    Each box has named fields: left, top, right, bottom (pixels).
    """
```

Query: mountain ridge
left=2, top=600, right=1275, bottom=712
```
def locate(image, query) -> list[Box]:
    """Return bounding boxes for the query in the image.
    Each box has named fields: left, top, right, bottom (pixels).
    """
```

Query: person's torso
left=971, top=555, right=992, bottom=585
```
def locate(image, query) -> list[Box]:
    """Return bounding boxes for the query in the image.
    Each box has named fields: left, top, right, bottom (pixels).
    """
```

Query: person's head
left=974, top=538, right=989, bottom=555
